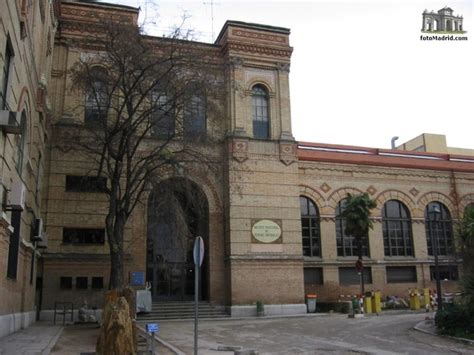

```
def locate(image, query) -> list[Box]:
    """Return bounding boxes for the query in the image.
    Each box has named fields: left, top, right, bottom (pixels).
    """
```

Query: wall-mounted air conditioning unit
left=37, top=232, right=48, bottom=249
left=31, top=218, right=44, bottom=242
left=9, top=181, right=26, bottom=211
left=0, top=110, right=21, bottom=134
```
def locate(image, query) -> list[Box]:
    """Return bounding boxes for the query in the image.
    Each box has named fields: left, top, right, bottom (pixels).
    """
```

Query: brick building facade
left=1, top=0, right=473, bottom=333
left=0, top=0, right=58, bottom=337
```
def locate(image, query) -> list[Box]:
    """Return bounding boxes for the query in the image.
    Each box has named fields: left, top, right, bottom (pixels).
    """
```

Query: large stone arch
left=299, top=184, right=325, bottom=212
left=146, top=177, right=210, bottom=301
left=374, top=189, right=416, bottom=218
left=327, top=187, right=364, bottom=213
left=417, top=191, right=456, bottom=219
left=459, top=193, right=474, bottom=215
left=185, top=174, right=222, bottom=214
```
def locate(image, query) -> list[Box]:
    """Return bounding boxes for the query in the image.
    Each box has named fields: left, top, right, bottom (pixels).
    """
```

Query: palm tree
left=341, top=193, right=377, bottom=295
left=458, top=206, right=474, bottom=306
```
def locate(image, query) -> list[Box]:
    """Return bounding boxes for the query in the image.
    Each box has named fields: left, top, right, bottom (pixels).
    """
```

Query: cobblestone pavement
left=154, top=313, right=474, bottom=354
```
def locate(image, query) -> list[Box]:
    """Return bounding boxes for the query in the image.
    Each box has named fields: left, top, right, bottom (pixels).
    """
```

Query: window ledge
left=0, top=211, right=14, bottom=234
left=384, top=256, right=416, bottom=261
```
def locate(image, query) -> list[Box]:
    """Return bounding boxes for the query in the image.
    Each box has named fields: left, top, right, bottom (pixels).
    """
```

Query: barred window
left=382, top=200, right=413, bottom=256
left=84, top=68, right=108, bottom=125
left=76, top=277, right=88, bottom=289
left=339, top=267, right=372, bottom=285
left=300, top=196, right=321, bottom=257
left=65, top=175, right=107, bottom=193
left=16, top=110, right=27, bottom=175
left=252, top=85, right=269, bottom=139
left=1, top=40, right=13, bottom=109
left=151, top=91, right=175, bottom=139
left=425, top=202, right=453, bottom=256
left=63, top=228, right=105, bottom=244
left=336, top=199, right=369, bottom=257
left=184, top=94, right=206, bottom=139
left=60, top=277, right=73, bottom=289
left=304, top=268, right=323, bottom=285
left=386, top=266, right=417, bottom=283
left=92, top=277, right=104, bottom=289
left=430, top=265, right=458, bottom=281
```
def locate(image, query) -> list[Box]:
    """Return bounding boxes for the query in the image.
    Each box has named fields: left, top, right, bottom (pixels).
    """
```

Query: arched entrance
left=146, top=178, right=209, bottom=301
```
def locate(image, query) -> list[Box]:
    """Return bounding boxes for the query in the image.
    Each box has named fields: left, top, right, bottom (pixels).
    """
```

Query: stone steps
left=137, top=301, right=229, bottom=321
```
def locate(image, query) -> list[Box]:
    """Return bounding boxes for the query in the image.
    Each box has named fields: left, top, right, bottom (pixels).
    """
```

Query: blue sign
left=146, top=323, right=159, bottom=333
left=130, top=271, right=145, bottom=286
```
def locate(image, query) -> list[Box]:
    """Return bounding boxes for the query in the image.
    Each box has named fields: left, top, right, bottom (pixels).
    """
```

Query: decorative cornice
left=231, top=28, right=288, bottom=45
left=225, top=42, right=293, bottom=58
left=298, top=161, right=463, bottom=180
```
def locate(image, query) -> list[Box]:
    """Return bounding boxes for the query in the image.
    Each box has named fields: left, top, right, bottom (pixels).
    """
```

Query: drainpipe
left=391, top=136, right=399, bottom=149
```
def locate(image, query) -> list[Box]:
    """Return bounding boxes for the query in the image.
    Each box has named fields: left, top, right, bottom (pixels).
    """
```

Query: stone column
left=320, top=218, right=336, bottom=260
left=369, top=222, right=385, bottom=261
left=276, top=63, right=294, bottom=141
left=412, top=221, right=428, bottom=259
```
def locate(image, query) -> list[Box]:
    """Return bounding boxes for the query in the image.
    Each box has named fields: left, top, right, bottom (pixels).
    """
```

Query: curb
left=43, top=325, right=64, bottom=354
left=137, top=312, right=330, bottom=324
left=413, top=320, right=474, bottom=346
left=136, top=324, right=185, bottom=355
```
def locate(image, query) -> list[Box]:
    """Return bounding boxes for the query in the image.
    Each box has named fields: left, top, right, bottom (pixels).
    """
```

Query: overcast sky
left=101, top=0, right=473, bottom=149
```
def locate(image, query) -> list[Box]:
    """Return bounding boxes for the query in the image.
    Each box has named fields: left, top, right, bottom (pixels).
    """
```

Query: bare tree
left=60, top=19, right=224, bottom=290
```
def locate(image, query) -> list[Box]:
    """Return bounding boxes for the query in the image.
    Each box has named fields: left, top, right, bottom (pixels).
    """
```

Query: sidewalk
left=414, top=318, right=474, bottom=345
left=0, top=322, right=63, bottom=355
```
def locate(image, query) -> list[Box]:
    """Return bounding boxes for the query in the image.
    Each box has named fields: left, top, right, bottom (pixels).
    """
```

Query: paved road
left=155, top=313, right=474, bottom=354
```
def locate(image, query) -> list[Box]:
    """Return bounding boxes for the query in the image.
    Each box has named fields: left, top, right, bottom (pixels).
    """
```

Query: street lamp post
left=428, top=204, right=443, bottom=312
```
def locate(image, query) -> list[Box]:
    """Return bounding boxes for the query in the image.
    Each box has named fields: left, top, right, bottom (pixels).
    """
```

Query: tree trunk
left=107, top=212, right=126, bottom=290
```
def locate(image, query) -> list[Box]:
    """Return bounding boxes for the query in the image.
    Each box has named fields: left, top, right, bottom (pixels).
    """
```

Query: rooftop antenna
left=391, top=136, right=399, bottom=149
left=203, top=0, right=220, bottom=42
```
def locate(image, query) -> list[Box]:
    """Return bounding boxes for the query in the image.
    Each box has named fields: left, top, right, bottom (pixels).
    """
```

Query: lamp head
left=428, top=204, right=441, bottom=221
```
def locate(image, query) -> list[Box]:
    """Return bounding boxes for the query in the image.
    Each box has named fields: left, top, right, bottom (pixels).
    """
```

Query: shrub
left=435, top=303, right=474, bottom=339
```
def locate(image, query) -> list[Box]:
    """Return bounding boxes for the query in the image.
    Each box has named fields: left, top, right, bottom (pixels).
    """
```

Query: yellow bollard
left=371, top=291, right=381, bottom=313
left=409, top=289, right=420, bottom=310
left=364, top=296, right=372, bottom=314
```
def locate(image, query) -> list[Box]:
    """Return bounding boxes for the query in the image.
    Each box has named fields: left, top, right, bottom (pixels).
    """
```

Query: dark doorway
left=146, top=178, right=209, bottom=301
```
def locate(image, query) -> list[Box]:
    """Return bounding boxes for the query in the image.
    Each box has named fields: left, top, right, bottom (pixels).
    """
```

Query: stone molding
left=279, top=142, right=297, bottom=166
left=231, top=28, right=288, bottom=45
left=226, top=42, right=293, bottom=58
left=230, top=138, right=249, bottom=163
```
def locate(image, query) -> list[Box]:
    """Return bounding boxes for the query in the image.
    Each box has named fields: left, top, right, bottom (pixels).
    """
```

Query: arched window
left=251, top=85, right=269, bottom=139
left=300, top=196, right=321, bottom=257
left=151, top=90, right=175, bottom=139
left=84, top=67, right=108, bottom=125
left=336, top=199, right=369, bottom=257
left=425, top=202, right=453, bottom=256
left=16, top=110, right=27, bottom=175
left=465, top=203, right=474, bottom=213
left=382, top=200, right=413, bottom=256
left=184, top=93, right=206, bottom=139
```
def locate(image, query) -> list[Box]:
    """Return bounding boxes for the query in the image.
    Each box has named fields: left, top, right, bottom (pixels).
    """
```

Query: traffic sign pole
left=193, top=236, right=204, bottom=355
left=194, top=246, right=199, bottom=355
